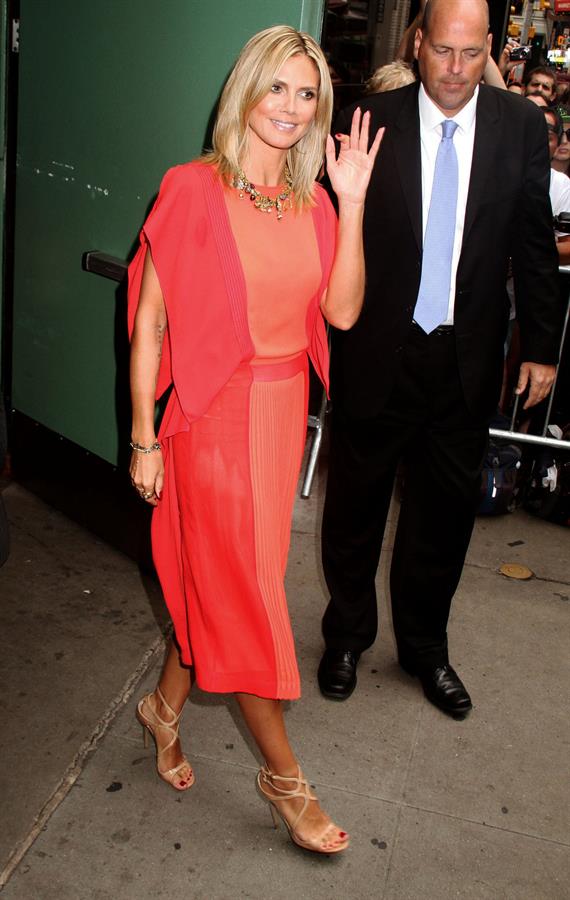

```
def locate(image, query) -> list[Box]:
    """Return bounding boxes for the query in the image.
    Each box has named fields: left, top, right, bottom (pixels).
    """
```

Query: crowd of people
left=127, top=0, right=564, bottom=857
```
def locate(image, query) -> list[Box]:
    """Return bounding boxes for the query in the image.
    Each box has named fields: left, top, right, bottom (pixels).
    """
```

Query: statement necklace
left=233, top=166, right=293, bottom=220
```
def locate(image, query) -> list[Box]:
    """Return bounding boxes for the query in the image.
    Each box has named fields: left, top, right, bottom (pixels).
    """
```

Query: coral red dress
left=128, top=164, right=336, bottom=701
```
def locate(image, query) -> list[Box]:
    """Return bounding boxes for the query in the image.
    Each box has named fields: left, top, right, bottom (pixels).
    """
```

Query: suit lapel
left=393, top=85, right=423, bottom=252
left=462, top=87, right=500, bottom=247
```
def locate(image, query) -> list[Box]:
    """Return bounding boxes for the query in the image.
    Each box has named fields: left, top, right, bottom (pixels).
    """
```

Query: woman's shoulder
left=159, top=159, right=213, bottom=193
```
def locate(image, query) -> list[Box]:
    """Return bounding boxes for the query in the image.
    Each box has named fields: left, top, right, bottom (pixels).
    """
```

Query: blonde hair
left=203, top=25, right=333, bottom=208
left=365, top=60, right=416, bottom=95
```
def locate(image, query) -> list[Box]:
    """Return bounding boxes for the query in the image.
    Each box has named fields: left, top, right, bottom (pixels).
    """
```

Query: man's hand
left=515, top=362, right=556, bottom=409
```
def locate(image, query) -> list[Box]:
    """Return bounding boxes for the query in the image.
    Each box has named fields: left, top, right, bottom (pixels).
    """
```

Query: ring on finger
left=142, top=491, right=153, bottom=500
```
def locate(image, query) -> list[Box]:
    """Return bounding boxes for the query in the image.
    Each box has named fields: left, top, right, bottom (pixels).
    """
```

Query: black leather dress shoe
left=412, top=664, right=472, bottom=719
left=318, top=649, right=360, bottom=700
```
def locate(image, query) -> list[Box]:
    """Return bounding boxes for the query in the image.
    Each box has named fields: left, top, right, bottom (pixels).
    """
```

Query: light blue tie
left=414, top=119, right=459, bottom=334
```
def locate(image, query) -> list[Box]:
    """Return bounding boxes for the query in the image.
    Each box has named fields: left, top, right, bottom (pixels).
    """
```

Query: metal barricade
left=301, top=392, right=328, bottom=498
left=489, top=265, right=570, bottom=451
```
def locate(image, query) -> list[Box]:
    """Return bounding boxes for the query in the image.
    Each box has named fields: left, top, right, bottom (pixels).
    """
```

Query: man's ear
left=414, top=28, right=423, bottom=61
left=486, top=32, right=493, bottom=57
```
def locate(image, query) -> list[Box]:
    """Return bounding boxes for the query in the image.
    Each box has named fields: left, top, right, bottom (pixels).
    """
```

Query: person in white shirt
left=318, top=0, right=562, bottom=718
left=544, top=108, right=570, bottom=268
left=552, top=122, right=570, bottom=177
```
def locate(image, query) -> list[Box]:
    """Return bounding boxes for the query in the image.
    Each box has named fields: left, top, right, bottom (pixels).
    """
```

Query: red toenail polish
left=339, top=832, right=347, bottom=837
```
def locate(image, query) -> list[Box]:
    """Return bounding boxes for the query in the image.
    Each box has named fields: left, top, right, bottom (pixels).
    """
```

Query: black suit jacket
left=330, top=82, right=562, bottom=422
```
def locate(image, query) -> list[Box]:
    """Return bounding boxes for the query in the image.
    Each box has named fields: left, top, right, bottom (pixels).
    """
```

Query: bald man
left=319, top=0, right=561, bottom=717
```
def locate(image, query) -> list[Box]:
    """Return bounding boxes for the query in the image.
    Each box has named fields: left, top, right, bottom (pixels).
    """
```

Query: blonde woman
left=365, top=60, right=416, bottom=94
left=128, top=25, right=382, bottom=854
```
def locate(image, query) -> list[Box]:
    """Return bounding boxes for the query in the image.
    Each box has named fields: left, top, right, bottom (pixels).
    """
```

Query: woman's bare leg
left=143, top=640, right=193, bottom=784
left=158, top=639, right=192, bottom=711
left=236, top=693, right=348, bottom=848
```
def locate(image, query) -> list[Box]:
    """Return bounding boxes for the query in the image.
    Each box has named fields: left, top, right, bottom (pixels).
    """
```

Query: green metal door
left=10, top=0, right=325, bottom=465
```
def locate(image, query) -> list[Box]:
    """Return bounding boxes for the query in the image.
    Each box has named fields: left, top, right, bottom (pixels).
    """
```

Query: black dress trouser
left=321, top=323, right=489, bottom=671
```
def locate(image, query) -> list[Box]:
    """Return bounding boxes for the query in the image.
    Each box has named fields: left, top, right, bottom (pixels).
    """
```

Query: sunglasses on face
left=546, top=124, right=570, bottom=140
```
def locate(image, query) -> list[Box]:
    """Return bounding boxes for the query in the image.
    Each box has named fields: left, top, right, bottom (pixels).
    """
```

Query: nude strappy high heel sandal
left=256, top=764, right=349, bottom=854
left=136, top=687, right=195, bottom=792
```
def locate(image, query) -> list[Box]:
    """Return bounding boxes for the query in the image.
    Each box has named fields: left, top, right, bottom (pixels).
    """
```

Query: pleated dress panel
left=169, top=184, right=322, bottom=699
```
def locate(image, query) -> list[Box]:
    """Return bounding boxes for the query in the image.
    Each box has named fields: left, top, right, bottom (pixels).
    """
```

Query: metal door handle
left=83, top=251, right=127, bottom=282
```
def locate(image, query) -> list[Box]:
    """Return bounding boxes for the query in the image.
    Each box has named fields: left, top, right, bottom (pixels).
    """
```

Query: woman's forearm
left=130, top=322, right=165, bottom=443
left=320, top=199, right=365, bottom=331
left=321, top=109, right=383, bottom=331
left=484, top=55, right=507, bottom=90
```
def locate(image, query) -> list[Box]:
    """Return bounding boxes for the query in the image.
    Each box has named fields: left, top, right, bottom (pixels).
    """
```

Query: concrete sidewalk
left=0, top=466, right=568, bottom=899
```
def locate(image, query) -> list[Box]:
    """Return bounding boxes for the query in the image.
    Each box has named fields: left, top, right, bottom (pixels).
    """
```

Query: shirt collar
left=418, top=83, right=478, bottom=136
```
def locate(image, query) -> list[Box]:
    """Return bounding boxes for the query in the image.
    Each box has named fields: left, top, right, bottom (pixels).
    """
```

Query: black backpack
left=523, top=426, right=570, bottom=527
left=478, top=437, right=523, bottom=516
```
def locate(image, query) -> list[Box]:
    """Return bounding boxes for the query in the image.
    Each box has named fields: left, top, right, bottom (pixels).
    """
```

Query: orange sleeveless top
left=224, top=183, right=322, bottom=361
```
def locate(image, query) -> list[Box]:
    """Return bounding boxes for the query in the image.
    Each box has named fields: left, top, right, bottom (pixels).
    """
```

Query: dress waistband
left=250, top=352, right=308, bottom=382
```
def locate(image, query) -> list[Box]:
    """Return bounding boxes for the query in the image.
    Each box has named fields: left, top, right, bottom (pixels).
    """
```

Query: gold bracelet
left=130, top=440, right=161, bottom=454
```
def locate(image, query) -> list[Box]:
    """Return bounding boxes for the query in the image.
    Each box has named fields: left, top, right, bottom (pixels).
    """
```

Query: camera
left=509, top=46, right=532, bottom=62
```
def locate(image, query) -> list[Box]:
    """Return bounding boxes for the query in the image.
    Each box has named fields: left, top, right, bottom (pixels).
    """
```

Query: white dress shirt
left=550, top=167, right=570, bottom=219
left=418, top=84, right=478, bottom=324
